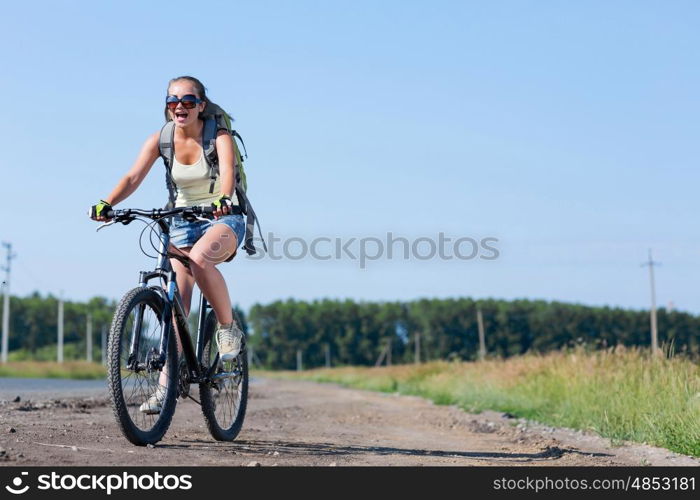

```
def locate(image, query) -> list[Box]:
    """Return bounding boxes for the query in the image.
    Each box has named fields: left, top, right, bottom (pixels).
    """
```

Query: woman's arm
left=104, top=132, right=161, bottom=206
left=215, top=129, right=235, bottom=198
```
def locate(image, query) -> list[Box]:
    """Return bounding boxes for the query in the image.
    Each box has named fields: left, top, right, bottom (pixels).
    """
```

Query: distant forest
left=249, top=298, right=698, bottom=369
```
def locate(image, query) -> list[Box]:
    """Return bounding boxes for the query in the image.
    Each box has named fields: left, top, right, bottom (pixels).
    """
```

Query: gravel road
left=0, top=377, right=697, bottom=467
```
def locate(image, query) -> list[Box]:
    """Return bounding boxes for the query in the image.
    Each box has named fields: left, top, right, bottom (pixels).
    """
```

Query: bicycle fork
left=127, top=304, right=145, bottom=371
left=155, top=271, right=220, bottom=386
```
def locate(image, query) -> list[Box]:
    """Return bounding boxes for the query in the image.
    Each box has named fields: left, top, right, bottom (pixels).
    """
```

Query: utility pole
left=476, top=307, right=486, bottom=361
left=296, top=349, right=302, bottom=371
left=86, top=314, right=93, bottom=362
left=1, top=242, right=17, bottom=363
left=414, top=332, right=421, bottom=364
left=641, top=249, right=661, bottom=356
left=101, top=325, right=107, bottom=365
left=57, top=292, right=64, bottom=363
left=374, top=343, right=387, bottom=367
left=324, top=343, right=331, bottom=368
left=375, top=338, right=393, bottom=367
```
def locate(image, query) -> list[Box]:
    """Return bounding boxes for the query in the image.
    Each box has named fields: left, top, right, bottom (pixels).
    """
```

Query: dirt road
left=0, top=377, right=697, bottom=467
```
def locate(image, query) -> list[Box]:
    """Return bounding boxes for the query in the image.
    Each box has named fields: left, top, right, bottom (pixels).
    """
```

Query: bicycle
left=97, top=206, right=248, bottom=446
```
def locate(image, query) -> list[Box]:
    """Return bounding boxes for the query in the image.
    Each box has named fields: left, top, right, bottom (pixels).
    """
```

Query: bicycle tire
left=199, top=309, right=248, bottom=441
left=107, top=287, right=178, bottom=445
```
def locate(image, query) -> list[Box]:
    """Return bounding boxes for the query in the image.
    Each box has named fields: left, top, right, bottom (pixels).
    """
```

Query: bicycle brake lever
left=193, top=215, right=214, bottom=224
left=183, top=214, right=214, bottom=224
left=96, top=220, right=116, bottom=232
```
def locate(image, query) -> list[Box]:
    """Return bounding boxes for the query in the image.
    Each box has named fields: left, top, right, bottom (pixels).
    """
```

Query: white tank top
left=171, top=150, right=239, bottom=207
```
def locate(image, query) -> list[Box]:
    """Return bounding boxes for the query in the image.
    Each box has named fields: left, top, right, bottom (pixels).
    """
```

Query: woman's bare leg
left=169, top=246, right=196, bottom=317
left=187, top=224, right=238, bottom=325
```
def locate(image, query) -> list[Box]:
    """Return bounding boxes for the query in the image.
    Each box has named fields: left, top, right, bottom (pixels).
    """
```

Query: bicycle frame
left=130, top=217, right=218, bottom=384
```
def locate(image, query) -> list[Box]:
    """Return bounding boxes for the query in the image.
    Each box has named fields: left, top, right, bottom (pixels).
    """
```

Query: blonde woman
left=90, top=76, right=244, bottom=413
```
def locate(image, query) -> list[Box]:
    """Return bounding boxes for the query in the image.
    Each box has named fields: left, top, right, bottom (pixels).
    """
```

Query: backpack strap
left=231, top=130, right=248, bottom=159
left=230, top=132, right=264, bottom=255
left=235, top=185, right=267, bottom=255
left=202, top=117, right=219, bottom=194
left=159, top=121, right=177, bottom=209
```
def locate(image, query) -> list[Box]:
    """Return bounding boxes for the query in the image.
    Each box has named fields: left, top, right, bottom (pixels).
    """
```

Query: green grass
left=8, top=344, right=102, bottom=362
left=0, top=361, right=106, bottom=380
left=259, top=347, right=700, bottom=458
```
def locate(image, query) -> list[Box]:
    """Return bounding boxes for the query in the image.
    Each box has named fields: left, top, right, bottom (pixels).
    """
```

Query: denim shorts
left=170, top=213, right=245, bottom=250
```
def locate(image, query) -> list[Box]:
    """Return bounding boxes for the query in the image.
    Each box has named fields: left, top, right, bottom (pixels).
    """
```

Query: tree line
left=0, top=292, right=245, bottom=360
left=2, top=293, right=699, bottom=366
left=248, top=298, right=700, bottom=369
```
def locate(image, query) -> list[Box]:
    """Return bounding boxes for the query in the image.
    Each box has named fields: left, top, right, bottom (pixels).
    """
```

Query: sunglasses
left=165, top=94, right=202, bottom=110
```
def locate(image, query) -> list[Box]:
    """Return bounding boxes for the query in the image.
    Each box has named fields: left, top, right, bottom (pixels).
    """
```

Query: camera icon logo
left=5, top=472, right=29, bottom=495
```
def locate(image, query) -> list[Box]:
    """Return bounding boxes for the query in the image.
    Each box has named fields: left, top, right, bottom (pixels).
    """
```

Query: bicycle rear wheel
left=107, top=287, right=178, bottom=445
left=199, top=309, right=248, bottom=441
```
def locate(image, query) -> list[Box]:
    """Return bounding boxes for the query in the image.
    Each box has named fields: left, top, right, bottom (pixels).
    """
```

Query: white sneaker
left=216, top=322, right=243, bottom=362
left=139, top=385, right=166, bottom=414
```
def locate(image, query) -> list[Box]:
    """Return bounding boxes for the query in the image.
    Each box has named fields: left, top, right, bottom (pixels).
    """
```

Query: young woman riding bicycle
left=90, top=76, right=244, bottom=414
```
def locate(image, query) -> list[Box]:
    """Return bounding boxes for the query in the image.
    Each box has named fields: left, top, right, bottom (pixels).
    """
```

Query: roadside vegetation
left=0, top=361, right=105, bottom=380
left=261, top=347, right=700, bottom=457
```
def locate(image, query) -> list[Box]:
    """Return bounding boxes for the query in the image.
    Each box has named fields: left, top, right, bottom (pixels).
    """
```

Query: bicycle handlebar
left=105, top=206, right=215, bottom=221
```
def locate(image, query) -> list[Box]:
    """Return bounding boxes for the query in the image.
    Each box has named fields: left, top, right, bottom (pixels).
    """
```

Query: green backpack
left=158, top=102, right=266, bottom=256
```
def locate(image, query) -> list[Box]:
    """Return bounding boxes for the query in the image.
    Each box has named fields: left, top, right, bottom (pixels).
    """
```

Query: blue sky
left=0, top=0, right=698, bottom=313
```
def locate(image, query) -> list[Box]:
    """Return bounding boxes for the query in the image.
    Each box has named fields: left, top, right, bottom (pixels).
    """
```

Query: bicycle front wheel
left=107, top=287, right=178, bottom=445
left=199, top=309, right=248, bottom=441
